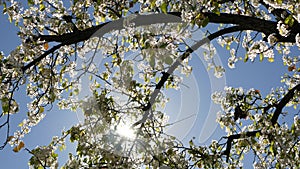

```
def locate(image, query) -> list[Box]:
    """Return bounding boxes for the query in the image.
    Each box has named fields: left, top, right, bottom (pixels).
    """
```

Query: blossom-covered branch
left=22, top=12, right=300, bottom=71
left=222, top=83, right=300, bottom=162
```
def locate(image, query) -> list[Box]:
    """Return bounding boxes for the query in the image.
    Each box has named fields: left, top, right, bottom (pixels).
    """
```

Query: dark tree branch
left=25, top=148, right=47, bottom=169
left=132, top=26, right=244, bottom=127
left=166, top=12, right=299, bottom=43
left=222, top=130, right=261, bottom=162
left=36, top=23, right=109, bottom=44
left=22, top=12, right=300, bottom=71
left=38, top=12, right=292, bottom=44
left=22, top=44, right=63, bottom=72
left=271, top=83, right=300, bottom=125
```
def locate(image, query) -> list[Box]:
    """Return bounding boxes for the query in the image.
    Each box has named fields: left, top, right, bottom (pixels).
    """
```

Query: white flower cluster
left=202, top=44, right=225, bottom=78
left=247, top=40, right=274, bottom=62
left=267, top=33, right=278, bottom=46
left=251, top=0, right=260, bottom=8
left=277, top=21, right=290, bottom=37
left=228, top=48, right=238, bottom=69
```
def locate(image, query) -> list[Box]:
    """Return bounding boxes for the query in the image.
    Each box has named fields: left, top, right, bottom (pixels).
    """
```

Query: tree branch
left=222, top=130, right=261, bottom=162
left=170, top=12, right=300, bottom=43
left=132, top=26, right=244, bottom=127
left=222, top=83, right=300, bottom=162
left=271, top=83, right=300, bottom=125
left=22, top=44, right=63, bottom=72
left=22, top=12, right=300, bottom=71
left=38, top=12, right=298, bottom=45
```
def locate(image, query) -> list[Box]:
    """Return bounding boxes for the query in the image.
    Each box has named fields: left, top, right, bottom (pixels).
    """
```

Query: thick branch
left=38, top=12, right=295, bottom=44
left=170, top=12, right=299, bottom=43
left=22, top=14, right=183, bottom=70
left=22, top=12, right=300, bottom=71
left=37, top=23, right=109, bottom=45
left=271, top=83, right=300, bottom=125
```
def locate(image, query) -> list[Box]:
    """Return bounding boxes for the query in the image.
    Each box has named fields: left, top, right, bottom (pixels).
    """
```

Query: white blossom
left=277, top=21, right=290, bottom=37
left=296, top=33, right=300, bottom=47
left=267, top=33, right=277, bottom=46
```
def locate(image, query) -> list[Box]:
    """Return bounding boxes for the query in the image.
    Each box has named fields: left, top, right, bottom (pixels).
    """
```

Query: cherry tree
left=0, top=0, right=299, bottom=168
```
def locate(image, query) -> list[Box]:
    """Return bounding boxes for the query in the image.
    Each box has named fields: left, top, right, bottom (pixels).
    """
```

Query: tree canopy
left=0, top=0, right=299, bottom=168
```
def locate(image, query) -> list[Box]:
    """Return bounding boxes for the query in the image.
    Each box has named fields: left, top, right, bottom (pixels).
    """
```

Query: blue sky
left=0, top=6, right=298, bottom=168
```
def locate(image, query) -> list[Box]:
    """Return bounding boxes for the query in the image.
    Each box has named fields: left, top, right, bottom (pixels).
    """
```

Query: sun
left=116, top=122, right=136, bottom=140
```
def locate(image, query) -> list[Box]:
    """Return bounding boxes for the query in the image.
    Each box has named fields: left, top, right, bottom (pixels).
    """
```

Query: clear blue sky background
left=0, top=7, right=298, bottom=168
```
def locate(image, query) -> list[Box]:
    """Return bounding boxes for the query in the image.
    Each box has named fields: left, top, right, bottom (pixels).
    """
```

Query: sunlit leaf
left=39, top=4, right=45, bottom=11
left=259, top=53, right=263, bottom=62
left=164, top=56, right=173, bottom=65
left=160, top=2, right=168, bottom=14
left=202, top=17, right=209, bottom=27
left=268, top=57, right=274, bottom=62
left=149, top=56, right=155, bottom=68
left=284, top=15, right=294, bottom=27
left=39, top=107, right=44, bottom=113
left=150, top=0, right=156, bottom=8
left=28, top=0, right=34, bottom=5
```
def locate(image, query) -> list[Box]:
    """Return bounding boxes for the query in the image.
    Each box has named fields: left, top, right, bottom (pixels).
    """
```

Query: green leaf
left=268, top=57, right=274, bottom=62
left=1, top=73, right=7, bottom=81
left=284, top=15, right=294, bottom=27
left=270, top=141, right=275, bottom=154
left=2, top=99, right=9, bottom=113
left=201, top=17, right=209, bottom=27
left=2, top=2, right=7, bottom=14
left=39, top=107, right=44, bottom=113
left=73, top=88, right=79, bottom=95
left=189, top=139, right=194, bottom=146
left=291, top=124, right=295, bottom=134
left=52, top=153, right=58, bottom=158
left=159, top=43, right=168, bottom=48
left=160, top=2, right=168, bottom=14
left=8, top=15, right=12, bottom=23
left=150, top=0, right=156, bottom=9
left=112, top=53, right=118, bottom=59
left=259, top=53, right=264, bottom=62
left=149, top=56, right=155, bottom=68
left=276, top=163, right=280, bottom=169
left=39, top=4, right=45, bottom=11
left=28, top=0, right=34, bottom=5
left=59, top=144, right=66, bottom=151
left=164, top=56, right=173, bottom=65
left=276, top=0, right=283, bottom=4
left=226, top=45, right=230, bottom=50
